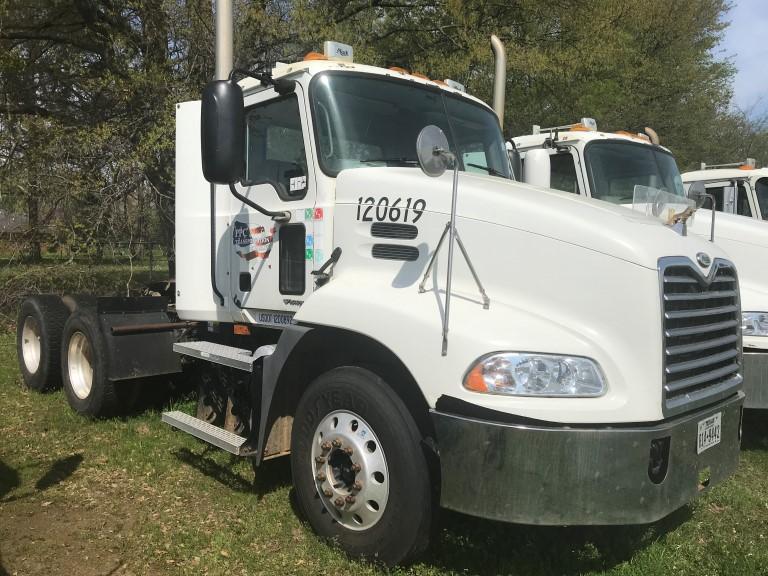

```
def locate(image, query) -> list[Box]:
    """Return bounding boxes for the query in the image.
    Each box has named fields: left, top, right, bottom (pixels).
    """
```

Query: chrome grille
left=660, top=257, right=742, bottom=415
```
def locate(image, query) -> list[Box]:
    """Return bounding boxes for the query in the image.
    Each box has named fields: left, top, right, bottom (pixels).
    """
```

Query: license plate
left=697, top=412, right=722, bottom=454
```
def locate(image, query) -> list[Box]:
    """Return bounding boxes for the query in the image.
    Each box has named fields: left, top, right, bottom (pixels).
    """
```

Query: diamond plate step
left=173, top=341, right=256, bottom=371
left=162, top=410, right=248, bottom=455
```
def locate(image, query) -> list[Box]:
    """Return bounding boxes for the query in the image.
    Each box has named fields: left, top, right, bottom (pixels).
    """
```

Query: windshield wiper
left=360, top=157, right=419, bottom=166
left=467, top=163, right=504, bottom=177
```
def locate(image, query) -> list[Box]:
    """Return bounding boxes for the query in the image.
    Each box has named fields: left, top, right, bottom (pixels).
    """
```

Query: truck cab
left=512, top=121, right=768, bottom=410
left=681, top=161, right=768, bottom=222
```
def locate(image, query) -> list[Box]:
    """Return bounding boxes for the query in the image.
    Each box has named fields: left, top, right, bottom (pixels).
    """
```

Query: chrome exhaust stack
left=214, top=0, right=234, bottom=80
left=490, top=35, right=506, bottom=127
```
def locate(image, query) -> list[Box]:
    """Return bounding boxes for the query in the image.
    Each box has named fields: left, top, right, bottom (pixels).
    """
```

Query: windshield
left=310, top=72, right=510, bottom=179
left=585, top=140, right=685, bottom=204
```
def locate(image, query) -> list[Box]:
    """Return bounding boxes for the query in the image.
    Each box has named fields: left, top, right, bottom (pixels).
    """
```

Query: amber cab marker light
left=233, top=324, right=251, bottom=336
left=304, top=51, right=327, bottom=61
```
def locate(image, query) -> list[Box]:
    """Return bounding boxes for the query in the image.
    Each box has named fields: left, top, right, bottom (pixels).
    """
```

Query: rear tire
left=16, top=295, right=70, bottom=392
left=291, top=366, right=432, bottom=565
left=61, top=310, right=119, bottom=417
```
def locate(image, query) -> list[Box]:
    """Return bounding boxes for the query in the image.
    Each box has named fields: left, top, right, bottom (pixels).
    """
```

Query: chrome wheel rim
left=21, top=316, right=42, bottom=374
left=67, top=331, right=93, bottom=399
left=311, top=410, right=389, bottom=531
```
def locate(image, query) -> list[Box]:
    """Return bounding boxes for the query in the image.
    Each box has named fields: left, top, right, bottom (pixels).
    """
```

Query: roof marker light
left=304, top=51, right=327, bottom=61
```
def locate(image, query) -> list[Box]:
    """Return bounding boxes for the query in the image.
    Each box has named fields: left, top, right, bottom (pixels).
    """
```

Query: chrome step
left=173, top=341, right=274, bottom=372
left=162, top=410, right=248, bottom=455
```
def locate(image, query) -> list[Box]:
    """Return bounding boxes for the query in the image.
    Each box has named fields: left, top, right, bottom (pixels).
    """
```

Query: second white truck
left=512, top=121, right=768, bottom=409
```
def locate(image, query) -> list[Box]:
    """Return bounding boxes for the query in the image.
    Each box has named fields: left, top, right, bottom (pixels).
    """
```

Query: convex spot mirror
left=687, top=181, right=709, bottom=209
left=201, top=79, right=245, bottom=185
left=417, top=125, right=452, bottom=178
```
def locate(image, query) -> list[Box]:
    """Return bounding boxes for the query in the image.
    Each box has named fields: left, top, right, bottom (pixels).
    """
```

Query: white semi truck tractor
left=682, top=159, right=768, bottom=222
left=512, top=121, right=768, bottom=410
left=15, top=15, right=745, bottom=564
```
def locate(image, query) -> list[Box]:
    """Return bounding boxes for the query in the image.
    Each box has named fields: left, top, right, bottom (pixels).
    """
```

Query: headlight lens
left=464, top=353, right=607, bottom=397
left=742, top=312, right=768, bottom=337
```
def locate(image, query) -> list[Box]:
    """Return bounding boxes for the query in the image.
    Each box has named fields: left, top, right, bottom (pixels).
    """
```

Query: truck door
left=701, top=180, right=755, bottom=217
left=228, top=84, right=316, bottom=322
left=548, top=150, right=583, bottom=195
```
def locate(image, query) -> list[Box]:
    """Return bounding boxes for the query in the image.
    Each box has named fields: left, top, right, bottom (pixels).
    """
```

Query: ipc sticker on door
left=289, top=176, right=307, bottom=192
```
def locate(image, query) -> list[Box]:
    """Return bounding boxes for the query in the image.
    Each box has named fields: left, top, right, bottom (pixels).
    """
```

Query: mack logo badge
left=696, top=252, right=711, bottom=268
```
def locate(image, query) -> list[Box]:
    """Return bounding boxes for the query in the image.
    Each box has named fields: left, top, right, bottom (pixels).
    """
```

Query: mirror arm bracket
left=229, top=68, right=296, bottom=95
left=228, top=183, right=291, bottom=222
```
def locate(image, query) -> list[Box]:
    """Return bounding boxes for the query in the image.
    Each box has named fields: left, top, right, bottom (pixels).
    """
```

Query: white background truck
left=512, top=122, right=768, bottom=410
left=15, top=11, right=745, bottom=565
left=682, top=160, right=768, bottom=222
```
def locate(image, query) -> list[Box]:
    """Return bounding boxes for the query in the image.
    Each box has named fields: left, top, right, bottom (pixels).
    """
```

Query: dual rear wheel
left=17, top=296, right=130, bottom=417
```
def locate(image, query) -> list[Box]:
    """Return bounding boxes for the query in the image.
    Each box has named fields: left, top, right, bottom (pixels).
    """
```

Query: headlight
left=464, top=353, right=607, bottom=397
left=742, top=312, right=768, bottom=337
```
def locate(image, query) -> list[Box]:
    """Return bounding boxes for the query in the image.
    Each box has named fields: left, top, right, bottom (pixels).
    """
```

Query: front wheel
left=290, top=367, right=432, bottom=565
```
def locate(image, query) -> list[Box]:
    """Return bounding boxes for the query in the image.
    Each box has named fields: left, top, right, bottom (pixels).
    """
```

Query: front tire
left=291, top=367, right=432, bottom=565
left=16, top=295, right=70, bottom=392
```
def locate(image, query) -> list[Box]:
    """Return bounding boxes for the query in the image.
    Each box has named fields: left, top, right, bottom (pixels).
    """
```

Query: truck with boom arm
left=512, top=121, right=768, bottom=410
left=15, top=13, right=745, bottom=564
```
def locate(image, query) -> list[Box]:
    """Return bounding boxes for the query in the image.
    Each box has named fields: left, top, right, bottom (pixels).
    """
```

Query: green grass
left=1, top=330, right=767, bottom=575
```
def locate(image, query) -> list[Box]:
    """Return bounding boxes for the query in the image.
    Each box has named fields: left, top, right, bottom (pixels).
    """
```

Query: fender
left=293, top=271, right=660, bottom=423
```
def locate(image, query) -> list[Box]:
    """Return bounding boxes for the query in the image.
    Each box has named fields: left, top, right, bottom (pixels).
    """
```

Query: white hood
left=339, top=168, right=733, bottom=271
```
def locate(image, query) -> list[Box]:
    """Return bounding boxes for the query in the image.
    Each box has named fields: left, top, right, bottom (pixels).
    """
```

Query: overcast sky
left=719, top=0, right=768, bottom=116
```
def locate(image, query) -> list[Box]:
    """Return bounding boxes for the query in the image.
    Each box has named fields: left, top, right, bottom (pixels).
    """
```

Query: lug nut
left=351, top=463, right=361, bottom=473
left=334, top=497, right=345, bottom=508
left=316, top=472, right=326, bottom=482
left=321, top=441, right=332, bottom=452
left=323, top=488, right=333, bottom=497
left=352, top=481, right=363, bottom=491
left=343, top=447, right=354, bottom=456
left=315, top=456, right=326, bottom=464
left=345, top=495, right=356, bottom=504
left=332, top=439, right=342, bottom=448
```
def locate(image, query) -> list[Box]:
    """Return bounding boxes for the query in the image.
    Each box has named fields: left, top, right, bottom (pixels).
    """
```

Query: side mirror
left=522, top=148, right=551, bottom=189
left=201, top=79, right=244, bottom=184
left=687, top=181, right=708, bottom=208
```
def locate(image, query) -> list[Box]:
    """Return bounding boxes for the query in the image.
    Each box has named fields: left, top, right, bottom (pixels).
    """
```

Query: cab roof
left=512, top=129, right=672, bottom=153
left=681, top=167, right=768, bottom=182
left=237, top=59, right=492, bottom=111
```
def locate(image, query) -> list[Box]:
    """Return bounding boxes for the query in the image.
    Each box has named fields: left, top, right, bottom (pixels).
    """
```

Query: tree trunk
left=27, top=196, right=41, bottom=263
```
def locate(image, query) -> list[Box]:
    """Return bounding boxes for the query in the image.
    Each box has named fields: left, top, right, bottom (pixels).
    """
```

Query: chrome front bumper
left=743, top=350, right=768, bottom=409
left=432, top=392, right=744, bottom=526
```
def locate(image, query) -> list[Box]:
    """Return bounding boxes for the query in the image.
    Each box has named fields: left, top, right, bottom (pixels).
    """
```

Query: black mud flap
left=97, top=297, right=183, bottom=381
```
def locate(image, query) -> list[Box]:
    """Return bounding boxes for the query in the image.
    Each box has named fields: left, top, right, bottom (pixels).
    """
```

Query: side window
left=703, top=184, right=727, bottom=212
left=244, top=95, right=308, bottom=200
left=550, top=153, right=580, bottom=194
left=737, top=182, right=752, bottom=217
left=756, top=178, right=768, bottom=219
